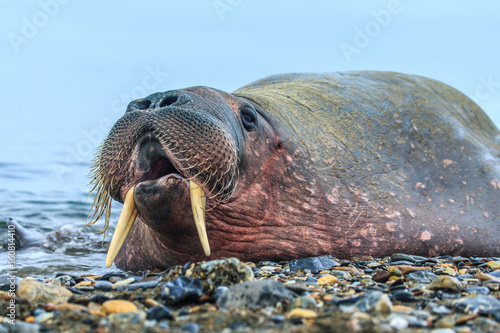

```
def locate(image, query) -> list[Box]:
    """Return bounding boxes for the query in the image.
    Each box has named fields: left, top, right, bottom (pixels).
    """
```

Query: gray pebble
left=109, top=311, right=146, bottom=325
left=353, top=291, right=386, bottom=312
left=389, top=260, right=416, bottom=266
left=453, top=295, right=500, bottom=315
left=329, top=270, right=352, bottom=280
left=95, top=281, right=113, bottom=291
left=4, top=321, right=40, bottom=332
left=181, top=323, right=200, bottom=333
left=388, top=315, right=409, bottom=330
left=291, top=296, right=317, bottom=310
left=108, top=276, right=123, bottom=283
left=289, top=255, right=339, bottom=272
left=429, top=303, right=452, bottom=315
left=463, top=286, right=490, bottom=295
left=123, top=279, right=160, bottom=291
left=406, top=271, right=437, bottom=283
left=391, top=253, right=427, bottom=263
left=217, top=280, right=295, bottom=309
left=431, top=329, right=456, bottom=333
left=35, top=312, right=54, bottom=324
left=270, top=314, right=286, bottom=323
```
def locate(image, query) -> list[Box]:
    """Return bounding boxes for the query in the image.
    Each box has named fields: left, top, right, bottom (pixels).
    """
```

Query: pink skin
left=113, top=87, right=294, bottom=270
left=113, top=87, right=344, bottom=271
left=108, top=78, right=500, bottom=271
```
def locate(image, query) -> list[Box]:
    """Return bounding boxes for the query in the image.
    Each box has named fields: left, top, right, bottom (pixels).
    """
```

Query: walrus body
left=90, top=71, right=500, bottom=271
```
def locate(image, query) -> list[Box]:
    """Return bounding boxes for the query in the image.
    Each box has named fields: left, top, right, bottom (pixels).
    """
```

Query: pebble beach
left=1, top=254, right=499, bottom=332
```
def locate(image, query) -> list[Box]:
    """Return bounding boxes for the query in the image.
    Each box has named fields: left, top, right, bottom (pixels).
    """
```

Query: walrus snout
left=126, top=90, right=192, bottom=112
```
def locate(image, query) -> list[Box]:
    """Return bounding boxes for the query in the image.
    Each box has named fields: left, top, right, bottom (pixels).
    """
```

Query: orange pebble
left=317, top=274, right=337, bottom=285
left=101, top=300, right=138, bottom=314
left=393, top=305, right=413, bottom=312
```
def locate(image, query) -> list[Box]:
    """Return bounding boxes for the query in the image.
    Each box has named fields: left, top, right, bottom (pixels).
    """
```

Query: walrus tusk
left=189, top=180, right=211, bottom=256
left=105, top=186, right=138, bottom=268
left=105, top=181, right=210, bottom=268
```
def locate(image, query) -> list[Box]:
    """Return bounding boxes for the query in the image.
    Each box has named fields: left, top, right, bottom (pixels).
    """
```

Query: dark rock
left=178, top=307, right=190, bottom=317
left=406, top=271, right=437, bottom=284
left=181, top=262, right=192, bottom=276
left=161, top=276, right=203, bottom=305
left=146, top=306, right=173, bottom=321
left=181, top=323, right=200, bottom=333
left=270, top=314, right=286, bottom=323
left=372, top=270, right=390, bottom=283
left=391, top=290, right=415, bottom=302
left=217, top=280, right=295, bottom=309
left=228, top=323, right=250, bottom=330
left=453, top=295, right=500, bottom=315
left=329, top=295, right=362, bottom=306
left=88, top=294, right=112, bottom=304
left=289, top=255, right=339, bottom=272
left=95, top=281, right=113, bottom=291
left=388, top=278, right=406, bottom=292
left=66, top=287, right=89, bottom=294
left=463, top=286, right=490, bottom=295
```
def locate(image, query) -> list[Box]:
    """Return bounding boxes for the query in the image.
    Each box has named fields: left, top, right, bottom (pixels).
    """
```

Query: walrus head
left=88, top=86, right=279, bottom=270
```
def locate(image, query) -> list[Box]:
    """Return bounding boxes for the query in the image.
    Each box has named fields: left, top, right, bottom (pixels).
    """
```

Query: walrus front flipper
left=7, top=218, right=42, bottom=249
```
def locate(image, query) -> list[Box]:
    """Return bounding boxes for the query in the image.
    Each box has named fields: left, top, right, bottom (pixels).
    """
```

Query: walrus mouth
left=87, top=106, right=239, bottom=268
left=104, top=180, right=210, bottom=268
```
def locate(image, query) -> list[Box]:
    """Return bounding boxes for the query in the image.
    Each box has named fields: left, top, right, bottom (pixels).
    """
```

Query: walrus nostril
left=126, top=99, right=152, bottom=112
left=159, top=95, right=179, bottom=108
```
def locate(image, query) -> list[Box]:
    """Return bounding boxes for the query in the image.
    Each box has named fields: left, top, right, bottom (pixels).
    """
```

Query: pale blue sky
left=1, top=0, right=499, bottom=166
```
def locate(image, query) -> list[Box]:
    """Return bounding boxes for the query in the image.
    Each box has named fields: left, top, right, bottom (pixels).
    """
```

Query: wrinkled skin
left=92, top=71, right=500, bottom=271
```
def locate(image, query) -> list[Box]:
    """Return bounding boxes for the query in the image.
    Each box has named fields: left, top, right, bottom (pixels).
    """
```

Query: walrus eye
left=241, top=105, right=257, bottom=131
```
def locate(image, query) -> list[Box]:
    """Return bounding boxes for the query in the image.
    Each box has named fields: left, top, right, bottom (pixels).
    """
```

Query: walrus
left=88, top=71, right=500, bottom=271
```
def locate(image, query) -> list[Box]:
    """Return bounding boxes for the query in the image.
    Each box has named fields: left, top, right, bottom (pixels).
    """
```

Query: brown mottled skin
left=98, top=71, right=500, bottom=271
